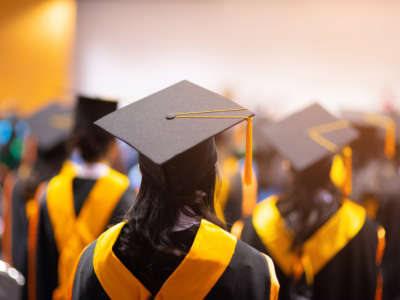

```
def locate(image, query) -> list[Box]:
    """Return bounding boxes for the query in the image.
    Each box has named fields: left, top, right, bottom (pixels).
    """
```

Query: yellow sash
left=93, top=219, right=238, bottom=300
left=47, top=161, right=129, bottom=300
left=253, top=196, right=366, bottom=280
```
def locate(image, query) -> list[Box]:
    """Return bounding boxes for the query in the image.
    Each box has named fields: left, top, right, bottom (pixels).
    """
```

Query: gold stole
left=253, top=196, right=366, bottom=280
left=46, top=161, right=129, bottom=300
left=93, top=219, right=237, bottom=300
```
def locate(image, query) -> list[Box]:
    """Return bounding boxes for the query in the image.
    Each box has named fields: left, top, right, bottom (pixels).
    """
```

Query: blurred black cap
left=27, top=103, right=72, bottom=152
left=264, top=103, right=359, bottom=172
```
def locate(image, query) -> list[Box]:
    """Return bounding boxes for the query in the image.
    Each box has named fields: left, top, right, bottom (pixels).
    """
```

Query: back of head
left=70, top=96, right=117, bottom=163
left=120, top=138, right=222, bottom=260
left=279, top=157, right=342, bottom=249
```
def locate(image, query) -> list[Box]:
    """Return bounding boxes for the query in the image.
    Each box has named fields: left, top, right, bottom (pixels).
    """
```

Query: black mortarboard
left=95, top=80, right=254, bottom=192
left=264, top=103, right=359, bottom=172
left=75, top=96, right=118, bottom=130
left=342, top=110, right=396, bottom=159
left=26, top=103, right=73, bottom=152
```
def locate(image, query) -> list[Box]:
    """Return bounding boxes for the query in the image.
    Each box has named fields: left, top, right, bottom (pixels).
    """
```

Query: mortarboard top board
left=75, top=96, right=118, bottom=128
left=95, top=80, right=254, bottom=166
left=264, top=103, right=359, bottom=172
left=26, top=103, right=73, bottom=152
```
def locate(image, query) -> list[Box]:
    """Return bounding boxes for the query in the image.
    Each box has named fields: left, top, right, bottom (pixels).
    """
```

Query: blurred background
left=1, top=2, right=400, bottom=298
left=1, top=0, right=400, bottom=116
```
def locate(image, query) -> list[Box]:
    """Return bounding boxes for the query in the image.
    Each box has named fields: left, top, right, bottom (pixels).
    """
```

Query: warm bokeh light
left=75, top=0, right=400, bottom=116
left=0, top=0, right=76, bottom=116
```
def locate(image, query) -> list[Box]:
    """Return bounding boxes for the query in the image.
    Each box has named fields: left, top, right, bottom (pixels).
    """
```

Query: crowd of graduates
left=0, top=81, right=400, bottom=300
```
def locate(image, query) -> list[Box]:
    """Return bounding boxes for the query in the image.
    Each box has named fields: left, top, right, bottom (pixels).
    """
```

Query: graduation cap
left=342, top=110, right=396, bottom=159
left=95, top=80, right=254, bottom=192
left=26, top=103, right=73, bottom=152
left=264, top=103, right=359, bottom=195
left=74, top=96, right=118, bottom=130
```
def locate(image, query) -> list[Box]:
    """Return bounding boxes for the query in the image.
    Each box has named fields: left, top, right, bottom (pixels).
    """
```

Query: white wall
left=74, top=0, right=400, bottom=117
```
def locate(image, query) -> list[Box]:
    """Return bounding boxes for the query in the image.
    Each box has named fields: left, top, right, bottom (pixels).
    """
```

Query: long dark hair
left=117, top=163, right=225, bottom=261
left=277, top=157, right=341, bottom=249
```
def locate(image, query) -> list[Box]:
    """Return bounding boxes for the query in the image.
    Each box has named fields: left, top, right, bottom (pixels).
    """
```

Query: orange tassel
left=244, top=117, right=253, bottom=185
left=376, top=226, right=386, bottom=265
left=342, top=147, right=352, bottom=196
left=384, top=120, right=396, bottom=159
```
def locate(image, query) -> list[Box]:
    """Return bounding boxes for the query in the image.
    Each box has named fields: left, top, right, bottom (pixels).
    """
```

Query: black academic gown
left=0, top=174, right=34, bottom=300
left=241, top=196, right=380, bottom=300
left=71, top=219, right=279, bottom=300
left=36, top=167, right=134, bottom=300
left=10, top=180, right=29, bottom=278
left=352, top=165, right=400, bottom=300
left=376, top=194, right=400, bottom=300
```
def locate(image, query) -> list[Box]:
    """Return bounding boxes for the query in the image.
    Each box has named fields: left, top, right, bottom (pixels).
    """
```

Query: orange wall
left=0, top=0, right=76, bottom=116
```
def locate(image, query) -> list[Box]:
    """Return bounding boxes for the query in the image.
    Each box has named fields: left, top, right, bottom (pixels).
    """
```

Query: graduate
left=239, top=103, right=383, bottom=300
left=35, top=96, right=134, bottom=300
left=0, top=114, right=29, bottom=267
left=2, top=103, right=72, bottom=300
left=343, top=110, right=400, bottom=300
left=70, top=80, right=279, bottom=300
left=1, top=114, right=30, bottom=262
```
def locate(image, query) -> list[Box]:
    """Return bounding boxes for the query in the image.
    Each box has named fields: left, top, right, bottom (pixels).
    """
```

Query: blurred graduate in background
left=238, top=104, right=383, bottom=300
left=34, top=96, right=135, bottom=300
left=2, top=103, right=72, bottom=300
left=0, top=114, right=30, bottom=254
left=344, top=111, right=400, bottom=300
